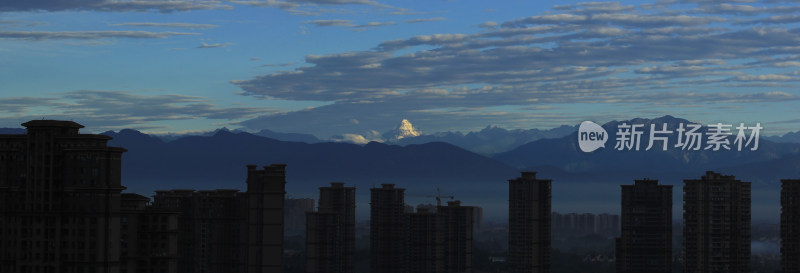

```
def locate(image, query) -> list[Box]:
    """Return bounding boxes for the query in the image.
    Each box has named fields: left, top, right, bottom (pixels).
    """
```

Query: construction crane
left=408, top=188, right=454, bottom=207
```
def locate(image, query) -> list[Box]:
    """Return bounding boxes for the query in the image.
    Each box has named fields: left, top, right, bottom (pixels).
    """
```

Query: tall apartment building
left=306, top=182, right=356, bottom=273
left=151, top=164, right=287, bottom=273
left=407, top=201, right=475, bottom=273
left=683, top=171, right=750, bottom=273
left=120, top=193, right=179, bottom=273
left=407, top=207, right=443, bottom=273
left=438, top=201, right=475, bottom=273
left=616, top=179, right=672, bottom=273
left=0, top=120, right=126, bottom=273
left=782, top=178, right=800, bottom=273
left=508, top=172, right=551, bottom=273
left=370, top=184, right=407, bottom=273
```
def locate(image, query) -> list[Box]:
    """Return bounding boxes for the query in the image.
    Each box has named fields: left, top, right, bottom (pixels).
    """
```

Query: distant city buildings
left=683, top=171, right=751, bottom=273
left=508, top=171, right=551, bottom=273
left=285, top=198, right=315, bottom=232
left=306, top=182, right=356, bottom=273
left=616, top=179, right=672, bottom=273
left=782, top=178, right=800, bottom=273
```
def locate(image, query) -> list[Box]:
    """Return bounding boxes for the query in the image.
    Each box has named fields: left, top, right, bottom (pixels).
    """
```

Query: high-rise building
left=306, top=182, right=356, bottom=273
left=407, top=201, right=476, bottom=273
left=438, top=201, right=475, bottom=273
left=0, top=120, right=126, bottom=273
left=370, top=184, right=407, bottom=273
left=683, top=171, right=750, bottom=273
left=407, top=207, right=443, bottom=273
left=782, top=178, right=800, bottom=273
left=508, top=172, right=551, bottom=273
left=151, top=164, right=287, bottom=273
left=616, top=179, right=672, bottom=273
left=120, top=193, right=179, bottom=273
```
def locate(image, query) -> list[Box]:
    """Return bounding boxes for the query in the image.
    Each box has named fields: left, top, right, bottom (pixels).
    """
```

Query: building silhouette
left=616, top=179, right=672, bottom=273
left=306, top=182, right=356, bottom=273
left=151, top=164, right=287, bottom=273
left=408, top=206, right=443, bottom=273
left=683, top=171, right=750, bottom=273
left=0, top=120, right=127, bottom=273
left=508, top=172, right=551, bottom=273
left=438, top=201, right=475, bottom=273
left=120, top=193, right=179, bottom=273
left=370, top=184, right=407, bottom=273
left=782, top=178, right=800, bottom=273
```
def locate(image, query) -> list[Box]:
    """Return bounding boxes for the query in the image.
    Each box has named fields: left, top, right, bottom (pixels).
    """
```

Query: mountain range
left=2, top=116, right=799, bottom=221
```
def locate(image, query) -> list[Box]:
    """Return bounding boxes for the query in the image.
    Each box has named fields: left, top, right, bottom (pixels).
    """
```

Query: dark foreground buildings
left=683, top=171, right=751, bottom=273
left=0, top=120, right=287, bottom=273
left=616, top=179, right=672, bottom=273
left=508, top=172, right=551, bottom=273
left=782, top=178, right=800, bottom=273
left=306, top=182, right=356, bottom=273
left=370, top=184, right=407, bottom=273
left=0, top=120, right=127, bottom=273
left=152, top=164, right=287, bottom=273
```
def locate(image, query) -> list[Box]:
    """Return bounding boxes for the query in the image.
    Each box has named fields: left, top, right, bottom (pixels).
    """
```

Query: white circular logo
left=578, top=121, right=608, bottom=153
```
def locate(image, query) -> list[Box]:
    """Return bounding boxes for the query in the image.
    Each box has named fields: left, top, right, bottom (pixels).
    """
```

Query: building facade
left=0, top=120, right=126, bottom=273
left=306, top=182, right=356, bottom=273
left=508, top=172, right=551, bottom=273
left=370, top=184, right=407, bottom=273
left=120, top=193, right=179, bottom=273
left=150, top=164, right=287, bottom=273
left=782, top=178, right=800, bottom=273
left=683, top=171, right=750, bottom=273
left=616, top=179, right=672, bottom=273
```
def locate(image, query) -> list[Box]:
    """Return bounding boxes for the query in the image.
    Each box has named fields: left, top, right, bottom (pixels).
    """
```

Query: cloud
left=0, top=30, right=197, bottom=40
left=197, top=42, right=232, bottom=48
left=306, top=19, right=396, bottom=30
left=230, top=1, right=800, bottom=136
left=1, top=0, right=397, bottom=14
left=0, top=0, right=231, bottom=13
left=404, top=17, right=446, bottom=24
left=111, top=22, right=218, bottom=29
left=0, top=90, right=271, bottom=131
left=307, top=19, right=356, bottom=27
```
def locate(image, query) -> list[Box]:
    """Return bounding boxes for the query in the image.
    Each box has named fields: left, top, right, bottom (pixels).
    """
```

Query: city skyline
left=3, top=0, right=800, bottom=137
left=2, top=119, right=797, bottom=272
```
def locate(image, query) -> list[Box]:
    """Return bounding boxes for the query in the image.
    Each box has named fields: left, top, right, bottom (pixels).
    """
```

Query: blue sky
left=2, top=0, right=800, bottom=139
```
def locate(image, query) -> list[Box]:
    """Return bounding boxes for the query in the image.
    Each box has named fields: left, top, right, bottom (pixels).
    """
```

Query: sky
left=2, top=0, right=800, bottom=139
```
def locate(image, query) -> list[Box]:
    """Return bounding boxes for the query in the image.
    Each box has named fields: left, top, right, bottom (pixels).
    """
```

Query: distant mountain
left=394, top=124, right=575, bottom=156
left=250, top=128, right=321, bottom=143
left=493, top=115, right=800, bottom=184
left=0, top=128, right=26, bottom=134
left=382, top=119, right=422, bottom=141
left=103, top=130, right=520, bottom=198
left=764, top=130, right=800, bottom=143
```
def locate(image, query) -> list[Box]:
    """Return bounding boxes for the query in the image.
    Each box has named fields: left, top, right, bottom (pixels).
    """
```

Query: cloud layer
left=233, top=0, right=800, bottom=136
